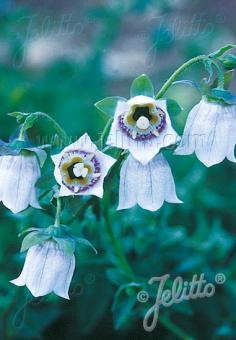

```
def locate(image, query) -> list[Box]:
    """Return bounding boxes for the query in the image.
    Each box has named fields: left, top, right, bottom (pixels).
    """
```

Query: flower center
left=59, top=151, right=101, bottom=193
left=118, top=103, right=166, bottom=141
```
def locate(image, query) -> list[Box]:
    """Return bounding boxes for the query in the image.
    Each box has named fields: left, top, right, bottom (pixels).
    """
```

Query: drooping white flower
left=175, top=98, right=236, bottom=167
left=11, top=240, right=75, bottom=299
left=52, top=133, right=116, bottom=197
left=118, top=153, right=182, bottom=211
left=0, top=152, right=41, bottom=213
left=107, top=95, right=180, bottom=165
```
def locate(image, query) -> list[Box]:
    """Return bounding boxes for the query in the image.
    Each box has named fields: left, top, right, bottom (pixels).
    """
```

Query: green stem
left=54, top=197, right=62, bottom=227
left=156, top=55, right=207, bottom=99
left=18, top=125, right=25, bottom=141
left=103, top=194, right=134, bottom=279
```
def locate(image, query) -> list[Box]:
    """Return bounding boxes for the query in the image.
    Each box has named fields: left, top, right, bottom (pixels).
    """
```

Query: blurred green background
left=0, top=0, right=236, bottom=339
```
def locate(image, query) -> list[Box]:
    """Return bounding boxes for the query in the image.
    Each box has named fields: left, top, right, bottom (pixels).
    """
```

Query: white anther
left=73, top=163, right=88, bottom=178
left=136, top=116, right=150, bottom=130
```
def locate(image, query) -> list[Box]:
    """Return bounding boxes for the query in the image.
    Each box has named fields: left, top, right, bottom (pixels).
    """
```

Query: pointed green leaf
left=221, top=54, right=236, bottom=70
left=166, top=99, right=183, bottom=116
left=95, top=96, right=127, bottom=116
left=209, top=44, right=236, bottom=58
left=53, top=237, right=75, bottom=256
left=21, top=231, right=50, bottom=252
left=211, top=88, right=236, bottom=104
left=75, top=237, right=98, bottom=254
left=23, top=114, right=38, bottom=131
left=18, top=227, right=41, bottom=237
left=130, top=74, right=154, bottom=98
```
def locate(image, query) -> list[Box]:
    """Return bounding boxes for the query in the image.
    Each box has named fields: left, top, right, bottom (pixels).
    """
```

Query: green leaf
left=22, top=114, right=38, bottom=131
left=209, top=44, right=236, bottom=58
left=8, top=112, right=29, bottom=124
left=224, top=70, right=235, bottom=89
left=130, top=74, right=154, bottom=98
left=18, top=227, right=41, bottom=237
left=211, top=88, right=236, bottom=105
left=53, top=237, right=75, bottom=256
left=166, top=99, right=183, bottom=116
left=221, top=54, right=236, bottom=70
left=21, top=231, right=50, bottom=252
left=26, top=147, right=47, bottom=167
left=95, top=96, right=127, bottom=116
left=75, top=237, right=98, bottom=254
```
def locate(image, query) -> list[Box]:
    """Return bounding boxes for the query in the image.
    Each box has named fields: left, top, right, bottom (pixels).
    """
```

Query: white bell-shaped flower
left=175, top=98, right=236, bottom=167
left=107, top=95, right=180, bottom=165
left=118, top=153, right=182, bottom=211
left=0, top=152, right=41, bottom=213
left=11, top=240, right=75, bottom=299
left=52, top=133, right=116, bottom=197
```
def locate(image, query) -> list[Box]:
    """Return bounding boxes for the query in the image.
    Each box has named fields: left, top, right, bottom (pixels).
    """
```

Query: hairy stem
left=156, top=55, right=207, bottom=99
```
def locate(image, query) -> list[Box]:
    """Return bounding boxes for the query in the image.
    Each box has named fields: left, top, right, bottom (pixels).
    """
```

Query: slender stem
left=103, top=194, right=134, bottom=279
left=18, top=125, right=25, bottom=141
left=54, top=197, right=62, bottom=227
left=156, top=55, right=207, bottom=99
left=99, top=117, right=113, bottom=149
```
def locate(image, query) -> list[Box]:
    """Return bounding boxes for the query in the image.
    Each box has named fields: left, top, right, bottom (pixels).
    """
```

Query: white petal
left=25, top=242, right=55, bottom=297
left=118, top=154, right=141, bottom=210
left=0, top=156, right=13, bottom=202
left=118, top=153, right=182, bottom=211
left=11, top=241, right=75, bottom=299
left=175, top=99, right=236, bottom=166
left=1, top=155, right=40, bottom=213
left=10, top=245, right=35, bottom=286
left=53, top=255, right=75, bottom=299
left=59, top=184, right=74, bottom=197
left=51, top=133, right=98, bottom=169
left=175, top=100, right=203, bottom=156
left=107, top=99, right=179, bottom=164
left=96, top=150, right=116, bottom=176
left=127, top=95, right=156, bottom=106
left=114, top=100, right=130, bottom=118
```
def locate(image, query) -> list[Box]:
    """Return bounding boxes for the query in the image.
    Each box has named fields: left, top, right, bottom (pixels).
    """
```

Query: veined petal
left=175, top=100, right=204, bottom=156
left=10, top=245, right=36, bottom=287
left=175, top=99, right=236, bottom=166
left=127, top=95, right=156, bottom=106
left=1, top=154, right=41, bottom=213
left=53, top=254, right=75, bottom=299
left=11, top=241, right=75, bottom=299
left=0, top=156, right=13, bottom=202
left=118, top=153, right=182, bottom=211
